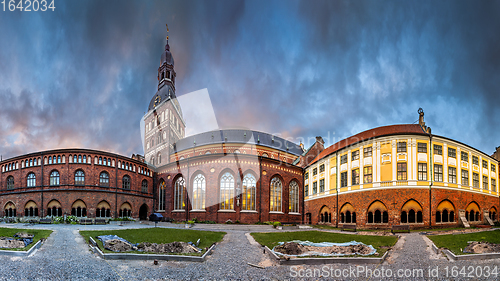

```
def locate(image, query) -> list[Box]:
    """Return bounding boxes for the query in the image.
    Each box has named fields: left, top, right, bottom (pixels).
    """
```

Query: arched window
left=383, top=211, right=389, bottom=223
left=50, top=171, right=60, bottom=186
left=108, top=158, right=111, bottom=166
left=270, top=177, right=282, bottom=212
left=242, top=174, right=256, bottom=211
left=442, top=209, right=448, bottom=223
left=158, top=154, right=161, bottom=164
left=29, top=159, right=33, bottom=167
left=159, top=181, right=166, bottom=211
left=99, top=157, right=102, bottom=165
left=340, top=213, right=344, bottom=223
left=402, top=211, right=408, bottom=223
left=122, top=176, right=131, bottom=189
left=73, top=155, right=77, bottom=163
left=71, top=200, right=87, bottom=217
left=99, top=172, right=109, bottom=187
left=174, top=177, right=185, bottom=210
left=96, top=201, right=111, bottom=218
left=375, top=210, right=381, bottom=223
left=5, top=202, right=16, bottom=217
left=6, top=176, right=14, bottom=189
left=289, top=180, right=299, bottom=213
left=192, top=174, right=206, bottom=210
left=408, top=210, right=416, bottom=223
left=141, top=180, right=148, bottom=193
left=27, top=173, right=36, bottom=187
left=34, top=158, right=37, bottom=166
left=83, top=155, right=87, bottom=163
left=48, top=156, right=52, bottom=164
left=417, top=211, right=423, bottom=223
left=75, top=170, right=85, bottom=186
left=435, top=211, right=441, bottom=223
left=103, top=157, right=107, bottom=166
left=346, top=211, right=351, bottom=223
left=450, top=211, right=455, bottom=222
left=220, top=172, right=235, bottom=210
left=57, top=156, right=61, bottom=163
left=78, top=155, right=82, bottom=163
left=352, top=212, right=356, bottom=223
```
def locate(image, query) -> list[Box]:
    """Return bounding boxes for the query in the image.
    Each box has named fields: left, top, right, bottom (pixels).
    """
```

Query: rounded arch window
left=6, top=176, right=14, bottom=189
left=99, top=172, right=110, bottom=187
left=50, top=170, right=60, bottom=186
left=122, top=176, right=131, bottom=189
left=75, top=170, right=85, bottom=186
left=27, top=172, right=36, bottom=188
left=270, top=177, right=282, bottom=212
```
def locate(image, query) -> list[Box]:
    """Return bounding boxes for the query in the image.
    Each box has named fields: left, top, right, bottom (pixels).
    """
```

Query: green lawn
left=80, top=227, right=226, bottom=255
left=427, top=229, right=500, bottom=255
left=0, top=227, right=52, bottom=251
left=251, top=230, right=398, bottom=255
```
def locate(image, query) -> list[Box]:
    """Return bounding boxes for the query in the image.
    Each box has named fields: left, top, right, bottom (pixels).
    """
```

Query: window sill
left=171, top=210, right=185, bottom=213
left=288, top=212, right=301, bottom=215
left=190, top=209, right=206, bottom=213
left=217, top=209, right=236, bottom=213
left=240, top=210, right=258, bottom=213
left=269, top=211, right=284, bottom=214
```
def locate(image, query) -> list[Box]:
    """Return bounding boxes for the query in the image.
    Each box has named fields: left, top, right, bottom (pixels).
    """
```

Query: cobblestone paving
left=0, top=223, right=499, bottom=280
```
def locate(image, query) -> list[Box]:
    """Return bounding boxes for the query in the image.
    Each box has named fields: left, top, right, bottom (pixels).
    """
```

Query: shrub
left=225, top=219, right=233, bottom=224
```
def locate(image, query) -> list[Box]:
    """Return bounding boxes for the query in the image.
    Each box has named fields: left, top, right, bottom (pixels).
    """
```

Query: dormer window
left=166, top=71, right=170, bottom=80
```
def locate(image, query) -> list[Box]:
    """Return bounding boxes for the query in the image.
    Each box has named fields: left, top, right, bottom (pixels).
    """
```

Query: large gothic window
left=270, top=177, right=282, bottom=212
left=289, top=180, right=299, bottom=213
left=50, top=170, right=60, bottom=186
left=192, top=174, right=206, bottom=210
left=141, top=180, right=148, bottom=193
left=220, top=172, right=235, bottom=210
left=99, top=172, right=109, bottom=187
left=158, top=181, right=166, bottom=211
left=242, top=174, right=256, bottom=211
left=173, top=177, right=185, bottom=210
left=75, top=170, right=85, bottom=186
left=27, top=173, right=36, bottom=188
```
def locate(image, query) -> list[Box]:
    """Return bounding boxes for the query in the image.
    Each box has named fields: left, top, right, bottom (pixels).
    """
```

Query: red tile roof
left=307, top=124, right=427, bottom=167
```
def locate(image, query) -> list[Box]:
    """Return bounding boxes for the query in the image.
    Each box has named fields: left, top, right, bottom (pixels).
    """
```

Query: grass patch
left=251, top=230, right=398, bottom=255
left=80, top=227, right=225, bottom=255
left=427, top=229, right=500, bottom=255
left=0, top=227, right=52, bottom=251
left=312, top=225, right=340, bottom=231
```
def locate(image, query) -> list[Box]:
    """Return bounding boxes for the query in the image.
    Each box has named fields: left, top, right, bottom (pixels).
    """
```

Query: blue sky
left=1, top=0, right=499, bottom=160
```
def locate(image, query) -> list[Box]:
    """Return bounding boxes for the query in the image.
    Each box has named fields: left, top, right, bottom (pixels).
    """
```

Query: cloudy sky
left=1, top=0, right=500, bottom=160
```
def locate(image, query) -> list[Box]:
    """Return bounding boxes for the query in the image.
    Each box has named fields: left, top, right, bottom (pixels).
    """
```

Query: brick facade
left=155, top=153, right=303, bottom=224
left=0, top=149, right=154, bottom=219
left=305, top=187, right=499, bottom=229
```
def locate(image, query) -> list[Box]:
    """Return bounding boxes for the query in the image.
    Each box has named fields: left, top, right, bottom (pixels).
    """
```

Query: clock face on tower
left=154, top=95, right=161, bottom=107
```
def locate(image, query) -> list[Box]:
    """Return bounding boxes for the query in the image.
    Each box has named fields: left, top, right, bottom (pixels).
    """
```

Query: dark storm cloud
left=0, top=0, right=499, bottom=160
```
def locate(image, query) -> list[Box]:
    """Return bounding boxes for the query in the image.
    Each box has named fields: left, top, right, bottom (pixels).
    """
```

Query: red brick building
left=0, top=149, right=153, bottom=219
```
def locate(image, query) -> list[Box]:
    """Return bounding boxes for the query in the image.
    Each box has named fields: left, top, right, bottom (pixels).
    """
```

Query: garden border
left=425, top=237, right=500, bottom=261
left=0, top=240, right=43, bottom=257
left=89, top=237, right=216, bottom=262
left=263, top=245, right=389, bottom=265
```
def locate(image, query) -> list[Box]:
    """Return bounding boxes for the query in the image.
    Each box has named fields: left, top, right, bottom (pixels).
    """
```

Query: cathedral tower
left=143, top=27, right=186, bottom=166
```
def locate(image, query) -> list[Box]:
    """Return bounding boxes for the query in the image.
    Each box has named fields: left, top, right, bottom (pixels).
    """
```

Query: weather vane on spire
left=166, top=24, right=169, bottom=43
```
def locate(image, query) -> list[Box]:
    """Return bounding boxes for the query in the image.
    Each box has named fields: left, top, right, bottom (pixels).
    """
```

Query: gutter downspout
left=41, top=152, right=44, bottom=217
left=336, top=153, right=339, bottom=228
left=429, top=133, right=433, bottom=228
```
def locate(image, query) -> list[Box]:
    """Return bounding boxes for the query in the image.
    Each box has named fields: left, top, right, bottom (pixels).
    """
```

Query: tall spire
left=166, top=24, right=169, bottom=44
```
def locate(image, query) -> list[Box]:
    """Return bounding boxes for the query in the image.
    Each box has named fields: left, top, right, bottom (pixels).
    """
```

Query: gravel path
left=0, top=224, right=499, bottom=280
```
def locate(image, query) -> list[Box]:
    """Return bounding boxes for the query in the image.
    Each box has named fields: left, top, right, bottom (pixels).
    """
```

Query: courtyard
left=0, top=222, right=497, bottom=280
